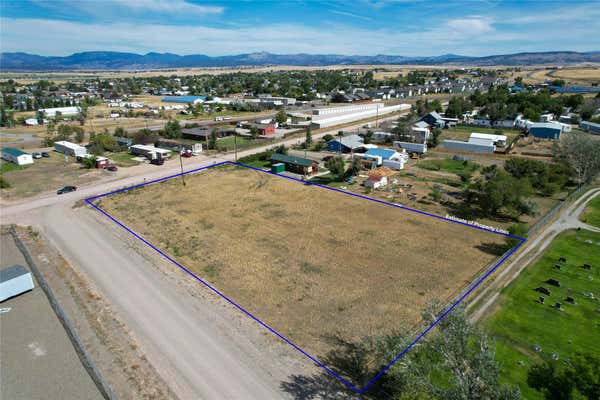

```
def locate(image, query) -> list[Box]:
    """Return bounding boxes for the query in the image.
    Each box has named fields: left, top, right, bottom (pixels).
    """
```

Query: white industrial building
left=37, top=106, right=80, bottom=118
left=54, top=141, right=88, bottom=157
left=310, top=103, right=410, bottom=129
left=443, top=139, right=496, bottom=153
left=1, top=265, right=34, bottom=302
left=1, top=148, right=34, bottom=165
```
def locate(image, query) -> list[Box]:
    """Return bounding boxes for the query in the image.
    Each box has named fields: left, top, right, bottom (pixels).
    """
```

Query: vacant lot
left=484, top=229, right=600, bottom=399
left=97, top=165, right=506, bottom=367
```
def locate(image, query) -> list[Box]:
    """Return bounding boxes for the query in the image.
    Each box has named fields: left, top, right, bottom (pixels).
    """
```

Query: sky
left=1, top=0, right=599, bottom=57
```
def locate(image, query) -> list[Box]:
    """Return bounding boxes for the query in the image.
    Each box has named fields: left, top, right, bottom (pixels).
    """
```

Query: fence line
left=10, top=226, right=116, bottom=400
left=527, top=184, right=588, bottom=237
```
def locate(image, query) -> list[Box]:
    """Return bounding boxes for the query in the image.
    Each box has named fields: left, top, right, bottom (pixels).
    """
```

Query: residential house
left=270, top=153, right=319, bottom=176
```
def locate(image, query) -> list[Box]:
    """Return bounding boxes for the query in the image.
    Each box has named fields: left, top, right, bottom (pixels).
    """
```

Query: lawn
left=484, top=229, right=600, bottom=399
left=107, top=152, right=141, bottom=167
left=97, top=164, right=507, bottom=383
left=416, top=157, right=480, bottom=175
left=579, top=195, right=600, bottom=228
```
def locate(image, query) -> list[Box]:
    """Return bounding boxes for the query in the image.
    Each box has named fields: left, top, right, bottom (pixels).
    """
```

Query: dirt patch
left=14, top=226, right=177, bottom=400
left=97, top=165, right=506, bottom=360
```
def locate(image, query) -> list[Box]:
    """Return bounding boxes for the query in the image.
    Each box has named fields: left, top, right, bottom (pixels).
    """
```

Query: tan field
left=97, top=165, right=506, bottom=361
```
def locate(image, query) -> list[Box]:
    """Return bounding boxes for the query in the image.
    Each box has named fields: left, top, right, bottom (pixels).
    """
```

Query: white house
left=1, top=148, right=34, bottom=165
left=364, top=175, right=388, bottom=189
left=1, top=265, right=34, bottom=302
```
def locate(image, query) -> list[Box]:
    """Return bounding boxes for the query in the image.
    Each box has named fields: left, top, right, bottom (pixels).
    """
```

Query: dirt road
left=469, top=187, right=600, bottom=322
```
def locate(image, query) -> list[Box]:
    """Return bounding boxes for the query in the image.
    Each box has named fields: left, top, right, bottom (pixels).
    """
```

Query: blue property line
left=86, top=161, right=526, bottom=394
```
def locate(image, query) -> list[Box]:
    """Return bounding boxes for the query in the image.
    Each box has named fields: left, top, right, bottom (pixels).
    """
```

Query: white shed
left=0, top=265, right=34, bottom=302
left=1, top=148, right=34, bottom=165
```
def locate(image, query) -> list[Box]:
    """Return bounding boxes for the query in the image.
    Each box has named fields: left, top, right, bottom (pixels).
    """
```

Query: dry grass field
left=97, top=164, right=506, bottom=359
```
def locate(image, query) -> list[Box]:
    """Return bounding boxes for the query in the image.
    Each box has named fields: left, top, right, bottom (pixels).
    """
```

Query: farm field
left=96, top=164, right=507, bottom=382
left=580, top=195, right=600, bottom=228
left=484, top=229, right=600, bottom=399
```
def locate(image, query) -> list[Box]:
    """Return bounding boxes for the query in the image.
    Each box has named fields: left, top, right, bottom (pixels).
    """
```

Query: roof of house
left=271, top=153, right=316, bottom=167
left=530, top=122, right=562, bottom=130
left=427, top=111, right=444, bottom=121
left=367, top=175, right=384, bottom=182
left=0, top=265, right=30, bottom=283
left=2, top=147, right=29, bottom=157
left=413, top=121, right=430, bottom=129
left=365, top=148, right=398, bottom=159
left=332, top=134, right=364, bottom=149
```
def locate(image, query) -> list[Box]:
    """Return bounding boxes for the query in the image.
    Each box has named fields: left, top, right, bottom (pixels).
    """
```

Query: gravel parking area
left=0, top=233, right=101, bottom=400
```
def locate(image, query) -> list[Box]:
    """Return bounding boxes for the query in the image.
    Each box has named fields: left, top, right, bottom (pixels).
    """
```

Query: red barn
left=255, top=124, right=275, bottom=136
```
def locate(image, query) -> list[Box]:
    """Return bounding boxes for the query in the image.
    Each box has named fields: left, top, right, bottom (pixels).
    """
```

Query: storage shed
left=1, top=148, right=34, bottom=165
left=529, top=123, right=562, bottom=140
left=1, top=265, right=34, bottom=302
left=327, top=134, right=366, bottom=153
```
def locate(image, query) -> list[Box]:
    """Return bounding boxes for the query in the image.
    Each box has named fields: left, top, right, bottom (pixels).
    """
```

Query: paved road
left=1, top=111, right=407, bottom=399
left=470, top=187, right=600, bottom=322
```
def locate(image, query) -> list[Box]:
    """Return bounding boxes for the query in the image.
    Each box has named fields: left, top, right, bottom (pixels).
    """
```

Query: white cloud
left=31, top=0, right=223, bottom=18
left=108, top=0, right=223, bottom=15
left=1, top=16, right=598, bottom=57
left=445, top=17, right=493, bottom=36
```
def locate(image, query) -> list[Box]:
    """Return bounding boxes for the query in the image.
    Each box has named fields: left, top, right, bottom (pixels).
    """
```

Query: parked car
left=57, top=185, right=77, bottom=195
left=181, top=152, right=193, bottom=158
left=41, top=152, right=50, bottom=158
left=32, top=152, right=42, bottom=159
left=105, top=165, right=118, bottom=172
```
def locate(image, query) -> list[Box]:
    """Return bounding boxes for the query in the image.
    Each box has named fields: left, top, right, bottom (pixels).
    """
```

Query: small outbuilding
left=270, top=153, right=319, bottom=176
left=327, top=134, right=366, bottom=153
left=0, top=265, right=34, bottom=302
left=1, top=148, right=34, bottom=165
left=364, top=175, right=388, bottom=189
left=54, top=140, right=88, bottom=157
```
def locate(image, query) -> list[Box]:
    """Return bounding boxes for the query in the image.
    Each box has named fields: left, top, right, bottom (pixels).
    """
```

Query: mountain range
left=1, top=51, right=599, bottom=71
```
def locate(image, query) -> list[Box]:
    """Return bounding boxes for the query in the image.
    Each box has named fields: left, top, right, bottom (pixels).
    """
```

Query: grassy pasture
left=484, top=229, right=600, bottom=399
left=98, top=164, right=506, bottom=377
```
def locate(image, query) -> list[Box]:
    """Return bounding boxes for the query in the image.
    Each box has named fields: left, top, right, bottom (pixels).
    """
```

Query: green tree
left=427, top=128, right=442, bottom=148
left=556, top=132, right=600, bottom=185
left=73, top=126, right=85, bottom=143
left=209, top=128, right=218, bottom=149
left=305, top=126, right=313, bottom=148
left=275, top=109, right=288, bottom=125
left=527, top=354, right=600, bottom=400
left=163, top=119, right=182, bottom=139
left=325, top=156, right=345, bottom=178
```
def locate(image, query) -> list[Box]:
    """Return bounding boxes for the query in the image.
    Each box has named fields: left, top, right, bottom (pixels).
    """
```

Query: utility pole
left=234, top=133, right=238, bottom=161
left=179, top=153, right=186, bottom=186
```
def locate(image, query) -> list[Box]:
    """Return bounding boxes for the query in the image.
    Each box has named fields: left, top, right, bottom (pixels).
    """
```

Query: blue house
left=529, top=123, right=562, bottom=140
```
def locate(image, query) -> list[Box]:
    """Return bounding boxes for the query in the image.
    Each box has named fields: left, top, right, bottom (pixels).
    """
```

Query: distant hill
left=1, top=50, right=599, bottom=71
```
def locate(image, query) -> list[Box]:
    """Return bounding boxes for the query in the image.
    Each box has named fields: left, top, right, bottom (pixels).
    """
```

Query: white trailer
left=1, top=265, right=34, bottom=302
left=54, top=141, right=88, bottom=157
